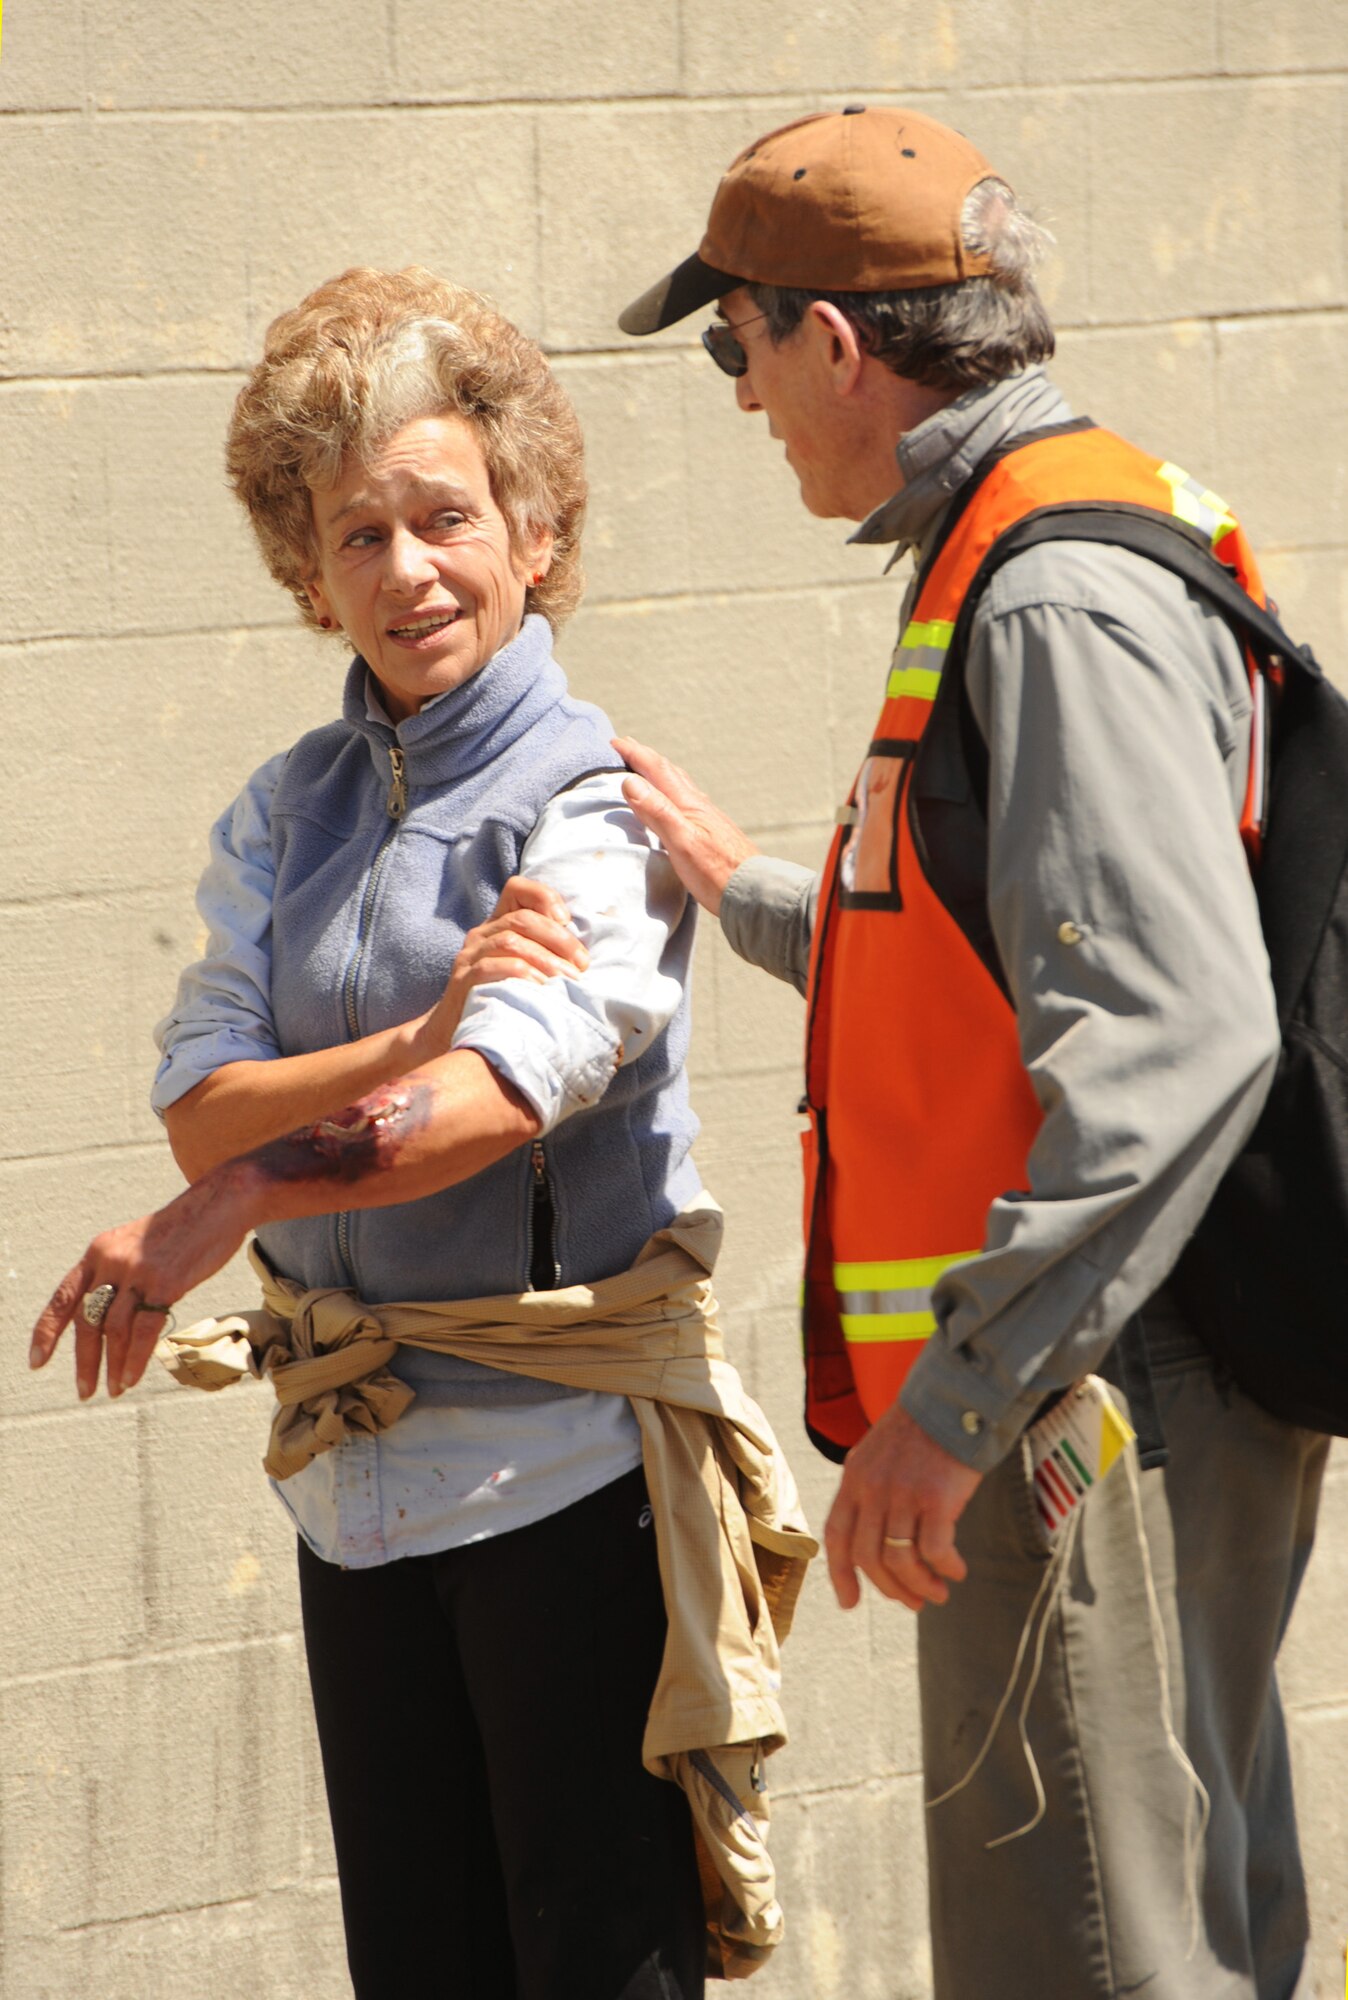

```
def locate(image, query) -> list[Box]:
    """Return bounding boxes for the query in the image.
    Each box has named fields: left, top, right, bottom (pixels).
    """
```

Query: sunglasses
left=700, top=310, right=769, bottom=378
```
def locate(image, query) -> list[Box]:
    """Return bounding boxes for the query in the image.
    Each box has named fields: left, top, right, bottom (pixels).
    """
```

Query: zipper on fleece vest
left=527, top=1138, right=560, bottom=1291
left=336, top=746, right=408, bottom=1282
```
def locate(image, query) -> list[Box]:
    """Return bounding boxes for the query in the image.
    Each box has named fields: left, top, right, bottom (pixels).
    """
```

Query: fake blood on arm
left=248, top=1081, right=435, bottom=1188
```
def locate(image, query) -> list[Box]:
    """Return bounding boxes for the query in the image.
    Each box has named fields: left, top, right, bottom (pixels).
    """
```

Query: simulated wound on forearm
left=248, top=1081, right=434, bottom=1186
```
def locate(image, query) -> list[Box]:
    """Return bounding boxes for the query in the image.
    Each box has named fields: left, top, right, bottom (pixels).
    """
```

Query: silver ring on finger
left=883, top=1534, right=915, bottom=1550
left=81, top=1283, right=117, bottom=1329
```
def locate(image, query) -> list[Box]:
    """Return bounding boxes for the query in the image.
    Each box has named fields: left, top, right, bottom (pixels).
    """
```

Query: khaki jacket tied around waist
left=158, top=1196, right=818, bottom=1980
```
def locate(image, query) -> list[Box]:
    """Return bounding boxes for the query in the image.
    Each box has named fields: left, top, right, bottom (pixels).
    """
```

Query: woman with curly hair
left=31, top=267, right=719, bottom=1998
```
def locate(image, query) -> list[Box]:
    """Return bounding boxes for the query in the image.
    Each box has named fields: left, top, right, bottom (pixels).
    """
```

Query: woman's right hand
left=413, top=877, right=588, bottom=1063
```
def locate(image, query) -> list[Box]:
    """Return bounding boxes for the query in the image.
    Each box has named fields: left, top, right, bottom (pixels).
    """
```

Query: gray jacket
left=721, top=368, right=1279, bottom=1471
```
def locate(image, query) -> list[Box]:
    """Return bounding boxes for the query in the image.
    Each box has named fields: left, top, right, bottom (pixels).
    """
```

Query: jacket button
left=961, top=1410, right=983, bottom=1436
left=1058, top=920, right=1084, bottom=946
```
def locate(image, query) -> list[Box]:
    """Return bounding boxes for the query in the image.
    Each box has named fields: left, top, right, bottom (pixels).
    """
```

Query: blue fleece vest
left=256, top=615, right=701, bottom=1308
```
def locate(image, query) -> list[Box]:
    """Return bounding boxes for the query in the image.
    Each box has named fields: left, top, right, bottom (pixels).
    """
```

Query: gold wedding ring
left=883, top=1535, right=915, bottom=1549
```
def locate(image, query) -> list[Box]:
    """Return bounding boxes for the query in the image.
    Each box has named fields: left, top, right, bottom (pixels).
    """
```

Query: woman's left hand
left=412, top=876, right=587, bottom=1063
left=29, top=1171, right=254, bottom=1400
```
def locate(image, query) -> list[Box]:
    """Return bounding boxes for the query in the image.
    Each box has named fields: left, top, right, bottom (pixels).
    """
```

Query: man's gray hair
left=746, top=179, right=1055, bottom=390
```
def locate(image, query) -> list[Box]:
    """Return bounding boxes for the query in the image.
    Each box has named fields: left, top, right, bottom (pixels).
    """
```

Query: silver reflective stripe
left=888, top=641, right=951, bottom=674
left=1180, top=483, right=1225, bottom=540
left=886, top=617, right=954, bottom=702
left=1157, top=462, right=1237, bottom=544
left=837, top=1286, right=932, bottom=1317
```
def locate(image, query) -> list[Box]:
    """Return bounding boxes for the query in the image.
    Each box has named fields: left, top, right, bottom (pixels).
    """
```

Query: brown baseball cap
left=619, top=106, right=1003, bottom=335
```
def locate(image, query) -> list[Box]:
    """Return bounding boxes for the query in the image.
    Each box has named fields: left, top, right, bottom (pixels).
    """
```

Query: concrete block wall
left=2, top=4, right=1344, bottom=1992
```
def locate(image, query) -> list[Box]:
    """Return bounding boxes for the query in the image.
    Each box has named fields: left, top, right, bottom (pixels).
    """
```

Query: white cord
left=927, top=1411, right=1209, bottom=1926
left=925, top=1504, right=1080, bottom=1842
left=985, top=1506, right=1082, bottom=1847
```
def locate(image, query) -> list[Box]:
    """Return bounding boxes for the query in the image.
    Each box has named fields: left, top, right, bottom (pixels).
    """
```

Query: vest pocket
left=838, top=738, right=917, bottom=912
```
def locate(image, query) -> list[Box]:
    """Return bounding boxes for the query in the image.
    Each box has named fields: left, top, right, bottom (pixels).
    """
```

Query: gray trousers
left=918, top=1307, right=1328, bottom=2000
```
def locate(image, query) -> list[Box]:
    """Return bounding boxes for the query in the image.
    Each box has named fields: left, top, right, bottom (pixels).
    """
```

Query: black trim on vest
left=800, top=1102, right=857, bottom=1466
left=551, top=761, right=627, bottom=798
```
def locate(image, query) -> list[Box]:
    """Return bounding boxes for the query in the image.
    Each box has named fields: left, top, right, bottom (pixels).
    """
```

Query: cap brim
left=618, top=251, right=741, bottom=335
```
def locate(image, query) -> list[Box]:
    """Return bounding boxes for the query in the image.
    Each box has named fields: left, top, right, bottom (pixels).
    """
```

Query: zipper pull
left=531, top=1139, right=547, bottom=1184
left=386, top=746, right=407, bottom=821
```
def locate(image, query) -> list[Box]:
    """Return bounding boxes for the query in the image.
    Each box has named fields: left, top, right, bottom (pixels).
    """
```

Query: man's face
left=716, top=287, right=859, bottom=520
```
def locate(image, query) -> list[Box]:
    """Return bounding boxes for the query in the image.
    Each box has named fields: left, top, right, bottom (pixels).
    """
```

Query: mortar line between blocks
left=3, top=306, right=1343, bottom=391
left=0, top=1136, right=174, bottom=1167
left=0, top=1627, right=301, bottom=1695
left=54, top=1881, right=331, bottom=1937
left=4, top=73, right=1342, bottom=124
left=771, top=1766, right=925, bottom=1802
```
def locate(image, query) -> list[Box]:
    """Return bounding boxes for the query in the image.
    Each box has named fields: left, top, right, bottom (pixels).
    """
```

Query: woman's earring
left=319, top=616, right=333, bottom=629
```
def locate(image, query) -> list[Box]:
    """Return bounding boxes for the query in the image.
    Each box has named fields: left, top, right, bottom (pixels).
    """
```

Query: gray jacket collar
left=849, top=366, right=1075, bottom=569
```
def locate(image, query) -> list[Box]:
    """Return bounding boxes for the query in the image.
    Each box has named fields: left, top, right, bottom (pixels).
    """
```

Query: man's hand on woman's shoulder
left=613, top=738, right=759, bottom=918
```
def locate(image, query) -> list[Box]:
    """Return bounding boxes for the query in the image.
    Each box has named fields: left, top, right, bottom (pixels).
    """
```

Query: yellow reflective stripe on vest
left=886, top=618, right=955, bottom=702
left=834, top=1251, right=978, bottom=1343
left=1156, top=462, right=1238, bottom=545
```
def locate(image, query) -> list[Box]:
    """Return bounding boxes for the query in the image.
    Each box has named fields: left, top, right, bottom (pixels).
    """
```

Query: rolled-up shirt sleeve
left=452, top=774, right=693, bottom=1134
left=150, top=753, right=286, bottom=1118
left=901, top=550, right=1281, bottom=1470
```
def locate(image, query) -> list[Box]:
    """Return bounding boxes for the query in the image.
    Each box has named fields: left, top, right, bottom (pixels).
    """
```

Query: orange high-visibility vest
left=801, top=424, right=1268, bottom=1458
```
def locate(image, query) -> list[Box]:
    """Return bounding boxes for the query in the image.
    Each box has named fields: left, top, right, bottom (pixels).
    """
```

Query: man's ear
left=807, top=299, right=866, bottom=396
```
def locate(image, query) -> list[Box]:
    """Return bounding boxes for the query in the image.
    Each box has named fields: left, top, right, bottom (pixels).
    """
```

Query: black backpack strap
left=1254, top=661, right=1348, bottom=1026
left=943, top=502, right=1322, bottom=811
left=913, top=486, right=1348, bottom=1029
left=954, top=503, right=1320, bottom=677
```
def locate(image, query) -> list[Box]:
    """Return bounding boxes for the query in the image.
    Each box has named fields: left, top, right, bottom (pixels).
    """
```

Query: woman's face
left=305, top=413, right=551, bottom=722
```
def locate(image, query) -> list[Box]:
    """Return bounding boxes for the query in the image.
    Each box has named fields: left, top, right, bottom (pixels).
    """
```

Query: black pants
left=298, top=1467, right=706, bottom=2000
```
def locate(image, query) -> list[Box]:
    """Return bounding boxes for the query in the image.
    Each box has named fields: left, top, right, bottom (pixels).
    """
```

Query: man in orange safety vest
left=615, top=106, right=1325, bottom=2000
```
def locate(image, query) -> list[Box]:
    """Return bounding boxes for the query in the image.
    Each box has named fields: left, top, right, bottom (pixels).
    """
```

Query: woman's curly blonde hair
left=227, top=267, right=586, bottom=634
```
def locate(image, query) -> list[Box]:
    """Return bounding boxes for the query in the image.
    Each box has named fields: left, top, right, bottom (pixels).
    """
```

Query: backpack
left=925, top=503, right=1348, bottom=1435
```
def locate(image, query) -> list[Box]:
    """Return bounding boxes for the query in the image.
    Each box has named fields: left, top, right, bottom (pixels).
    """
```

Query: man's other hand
left=614, top=738, right=759, bottom=917
left=825, top=1400, right=983, bottom=1613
